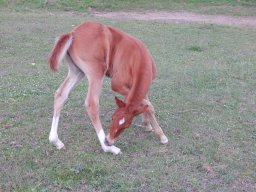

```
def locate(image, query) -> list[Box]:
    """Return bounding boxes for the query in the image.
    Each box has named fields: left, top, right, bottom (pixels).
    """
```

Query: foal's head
left=105, top=97, right=148, bottom=146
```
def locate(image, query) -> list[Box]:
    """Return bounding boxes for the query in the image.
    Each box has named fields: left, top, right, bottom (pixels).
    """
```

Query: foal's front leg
left=142, top=98, right=168, bottom=144
left=85, top=75, right=121, bottom=155
left=142, top=112, right=153, bottom=132
left=141, top=96, right=153, bottom=131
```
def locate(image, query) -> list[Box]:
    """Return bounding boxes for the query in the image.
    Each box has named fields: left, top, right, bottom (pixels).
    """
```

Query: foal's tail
left=48, top=33, right=73, bottom=72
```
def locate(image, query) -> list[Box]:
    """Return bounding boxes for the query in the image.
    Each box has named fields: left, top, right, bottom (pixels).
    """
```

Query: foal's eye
left=118, top=117, right=125, bottom=125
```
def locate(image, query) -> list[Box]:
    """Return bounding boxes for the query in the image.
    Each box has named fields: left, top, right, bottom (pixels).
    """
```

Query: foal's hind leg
left=142, top=98, right=168, bottom=144
left=49, top=61, right=84, bottom=149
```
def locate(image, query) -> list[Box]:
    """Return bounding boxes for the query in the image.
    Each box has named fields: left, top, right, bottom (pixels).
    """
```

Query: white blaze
left=119, top=117, right=125, bottom=125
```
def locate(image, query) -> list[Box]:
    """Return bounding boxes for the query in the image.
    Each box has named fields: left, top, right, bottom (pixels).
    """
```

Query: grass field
left=0, top=5, right=256, bottom=192
left=1, top=0, right=256, bottom=16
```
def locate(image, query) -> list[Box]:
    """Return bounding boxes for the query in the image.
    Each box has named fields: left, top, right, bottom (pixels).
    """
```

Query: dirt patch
left=93, top=11, right=256, bottom=28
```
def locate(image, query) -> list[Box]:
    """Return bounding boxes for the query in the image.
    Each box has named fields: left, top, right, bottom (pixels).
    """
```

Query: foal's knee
left=146, top=104, right=155, bottom=115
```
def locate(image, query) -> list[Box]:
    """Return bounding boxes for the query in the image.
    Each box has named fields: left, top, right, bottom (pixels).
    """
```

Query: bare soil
left=93, top=10, right=256, bottom=28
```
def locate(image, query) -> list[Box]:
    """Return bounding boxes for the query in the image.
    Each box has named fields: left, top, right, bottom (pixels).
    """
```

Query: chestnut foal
left=48, top=22, right=168, bottom=154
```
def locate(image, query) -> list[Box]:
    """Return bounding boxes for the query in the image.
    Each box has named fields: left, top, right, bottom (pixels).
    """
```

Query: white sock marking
left=49, top=116, right=65, bottom=149
left=97, top=129, right=106, bottom=145
left=49, top=116, right=59, bottom=142
left=97, top=129, right=121, bottom=154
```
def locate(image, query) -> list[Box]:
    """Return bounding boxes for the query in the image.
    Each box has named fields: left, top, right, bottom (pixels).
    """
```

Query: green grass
left=1, top=0, right=256, bottom=15
left=0, top=9, right=256, bottom=191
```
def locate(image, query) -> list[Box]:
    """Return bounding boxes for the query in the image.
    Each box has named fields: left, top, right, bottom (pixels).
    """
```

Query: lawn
left=0, top=8, right=256, bottom=192
left=1, top=0, right=256, bottom=16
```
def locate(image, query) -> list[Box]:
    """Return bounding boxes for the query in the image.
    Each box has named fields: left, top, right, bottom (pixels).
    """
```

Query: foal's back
left=68, top=22, right=156, bottom=81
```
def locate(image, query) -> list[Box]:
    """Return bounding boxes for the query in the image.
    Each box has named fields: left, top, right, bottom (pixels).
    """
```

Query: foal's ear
left=133, top=105, right=148, bottom=116
left=115, top=97, right=126, bottom=108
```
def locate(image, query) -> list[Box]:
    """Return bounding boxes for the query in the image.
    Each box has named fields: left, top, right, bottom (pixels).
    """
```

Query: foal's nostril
left=104, top=138, right=112, bottom=146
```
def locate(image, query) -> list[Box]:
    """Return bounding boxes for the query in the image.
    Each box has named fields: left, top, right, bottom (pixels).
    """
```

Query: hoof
left=103, top=145, right=122, bottom=155
left=145, top=124, right=153, bottom=132
left=160, top=135, right=168, bottom=144
left=49, top=137, right=65, bottom=150
left=56, top=140, right=65, bottom=150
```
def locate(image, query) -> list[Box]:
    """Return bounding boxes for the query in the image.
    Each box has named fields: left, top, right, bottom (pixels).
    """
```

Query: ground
left=93, top=10, right=256, bottom=28
left=0, top=6, right=256, bottom=191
